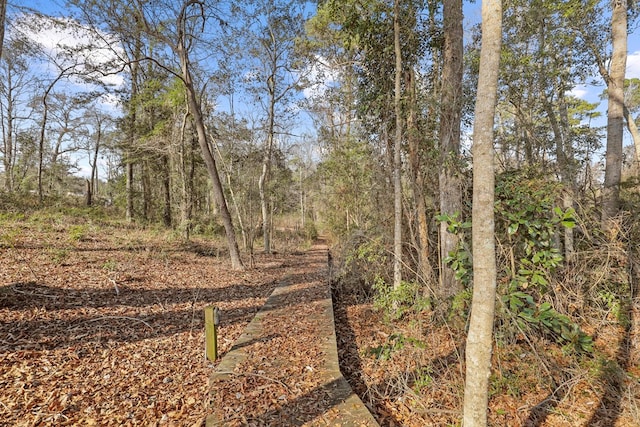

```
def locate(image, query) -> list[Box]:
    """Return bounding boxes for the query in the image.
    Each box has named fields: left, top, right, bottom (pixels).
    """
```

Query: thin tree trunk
left=179, top=112, right=193, bottom=239
left=406, top=69, right=435, bottom=286
left=89, top=116, right=101, bottom=206
left=141, top=162, right=150, bottom=222
left=463, top=0, right=502, bottom=425
left=544, top=96, right=575, bottom=258
left=162, top=154, right=172, bottom=227
left=3, top=72, right=14, bottom=192
left=438, top=0, right=464, bottom=298
left=126, top=161, right=134, bottom=222
left=0, top=0, right=6, bottom=60
left=392, top=0, right=403, bottom=290
left=37, top=69, right=71, bottom=204
left=126, top=29, right=141, bottom=223
left=558, top=100, right=575, bottom=258
left=623, top=105, right=640, bottom=169
left=86, top=179, right=92, bottom=206
left=177, top=41, right=243, bottom=270
left=602, top=0, right=627, bottom=225
left=259, top=92, right=275, bottom=254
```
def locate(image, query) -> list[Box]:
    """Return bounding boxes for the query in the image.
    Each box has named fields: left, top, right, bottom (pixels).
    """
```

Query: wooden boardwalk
left=206, top=243, right=378, bottom=426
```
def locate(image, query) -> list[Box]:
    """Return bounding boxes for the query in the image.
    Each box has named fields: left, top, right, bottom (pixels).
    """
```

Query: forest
left=1, top=0, right=640, bottom=425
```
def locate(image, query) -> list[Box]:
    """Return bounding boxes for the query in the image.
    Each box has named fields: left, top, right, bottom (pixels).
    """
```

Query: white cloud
left=17, top=14, right=125, bottom=90
left=627, top=50, right=640, bottom=79
left=569, top=84, right=589, bottom=100
left=301, top=55, right=340, bottom=99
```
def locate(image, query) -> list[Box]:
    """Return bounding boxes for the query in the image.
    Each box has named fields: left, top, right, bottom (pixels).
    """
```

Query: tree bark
left=259, top=74, right=276, bottom=254
left=176, top=37, right=243, bottom=270
left=623, top=105, right=640, bottom=169
left=0, top=0, right=7, bottom=60
left=392, top=0, right=403, bottom=290
left=3, top=68, right=14, bottom=192
left=463, top=0, right=502, bottom=425
left=438, top=0, right=464, bottom=298
left=406, top=69, right=435, bottom=286
left=37, top=68, right=72, bottom=204
left=126, top=161, right=134, bottom=221
left=126, top=26, right=141, bottom=223
left=89, top=112, right=102, bottom=205
left=602, top=0, right=627, bottom=225
left=162, top=154, right=172, bottom=228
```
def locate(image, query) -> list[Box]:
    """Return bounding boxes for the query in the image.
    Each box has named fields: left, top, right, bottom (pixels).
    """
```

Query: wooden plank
left=205, top=306, right=218, bottom=361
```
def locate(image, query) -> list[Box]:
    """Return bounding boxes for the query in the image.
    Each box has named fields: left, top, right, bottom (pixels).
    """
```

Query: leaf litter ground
left=0, top=218, right=305, bottom=426
left=2, top=215, right=639, bottom=426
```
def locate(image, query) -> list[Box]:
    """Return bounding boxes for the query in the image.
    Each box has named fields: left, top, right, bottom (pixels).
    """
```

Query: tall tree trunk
left=3, top=71, right=13, bottom=192
left=602, top=0, right=627, bottom=225
left=176, top=41, right=243, bottom=270
left=126, top=27, right=141, bottom=223
left=463, top=0, right=501, bottom=425
left=126, top=161, right=134, bottom=221
left=141, top=162, right=150, bottom=222
left=179, top=112, right=194, bottom=240
left=544, top=95, right=575, bottom=259
left=438, top=0, right=464, bottom=298
left=259, top=78, right=276, bottom=254
left=88, top=115, right=102, bottom=206
left=406, top=69, right=435, bottom=286
left=162, top=154, right=172, bottom=228
left=0, top=0, right=6, bottom=60
left=392, top=0, right=403, bottom=290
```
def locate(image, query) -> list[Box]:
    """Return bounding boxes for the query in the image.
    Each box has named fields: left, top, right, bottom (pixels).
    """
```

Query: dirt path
left=206, top=242, right=377, bottom=426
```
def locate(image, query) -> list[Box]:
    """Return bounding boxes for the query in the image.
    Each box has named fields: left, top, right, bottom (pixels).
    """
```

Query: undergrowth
left=330, top=168, right=640, bottom=425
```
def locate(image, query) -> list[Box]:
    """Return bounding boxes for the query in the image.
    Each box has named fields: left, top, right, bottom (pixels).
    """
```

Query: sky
left=462, top=3, right=640, bottom=101
left=14, top=1, right=640, bottom=110
left=6, top=0, right=640, bottom=178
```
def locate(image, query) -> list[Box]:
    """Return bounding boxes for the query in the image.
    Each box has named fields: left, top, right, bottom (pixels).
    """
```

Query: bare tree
left=463, top=0, right=502, bottom=424
left=36, top=64, right=76, bottom=203
left=73, top=0, right=244, bottom=269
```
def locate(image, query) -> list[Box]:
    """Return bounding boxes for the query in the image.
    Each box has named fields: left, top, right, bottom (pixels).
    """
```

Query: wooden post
left=205, top=306, right=220, bottom=361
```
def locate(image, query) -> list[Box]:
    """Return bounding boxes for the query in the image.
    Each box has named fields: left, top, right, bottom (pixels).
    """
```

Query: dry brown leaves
left=207, top=247, right=343, bottom=426
left=3, top=214, right=638, bottom=427
left=0, top=219, right=298, bottom=426
left=333, top=285, right=640, bottom=427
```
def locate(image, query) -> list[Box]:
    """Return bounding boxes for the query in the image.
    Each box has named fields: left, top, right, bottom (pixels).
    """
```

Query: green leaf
left=519, top=309, right=538, bottom=323
left=508, top=223, right=519, bottom=235
left=539, top=302, right=552, bottom=312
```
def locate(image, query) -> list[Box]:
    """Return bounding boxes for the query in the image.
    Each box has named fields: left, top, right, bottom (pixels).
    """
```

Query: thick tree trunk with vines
left=438, top=0, right=464, bottom=298
left=392, top=0, right=403, bottom=290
